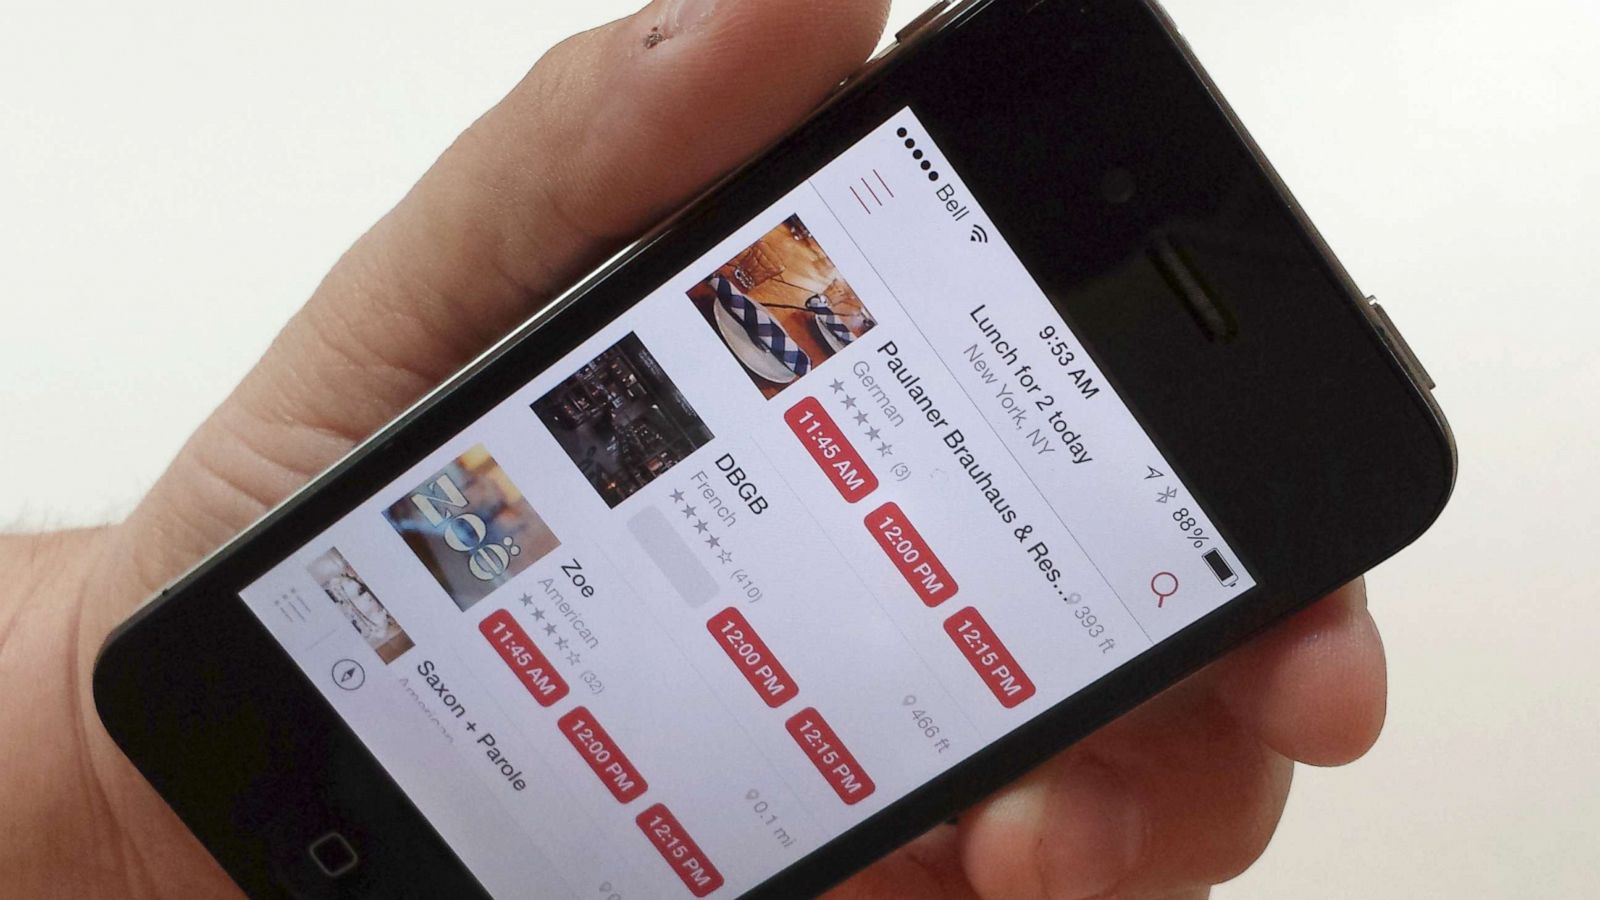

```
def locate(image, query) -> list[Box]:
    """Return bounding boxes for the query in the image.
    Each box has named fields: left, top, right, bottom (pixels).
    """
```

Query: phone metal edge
left=1142, top=0, right=1459, bottom=513
left=94, top=4, right=1459, bottom=897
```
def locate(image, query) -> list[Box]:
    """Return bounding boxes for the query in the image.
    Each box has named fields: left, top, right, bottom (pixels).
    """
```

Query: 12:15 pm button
left=943, top=607, right=1036, bottom=709
left=637, top=804, right=724, bottom=897
left=785, top=708, right=876, bottom=805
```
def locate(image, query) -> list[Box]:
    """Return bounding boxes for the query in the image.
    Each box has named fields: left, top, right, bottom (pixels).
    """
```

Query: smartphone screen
left=239, top=108, right=1254, bottom=898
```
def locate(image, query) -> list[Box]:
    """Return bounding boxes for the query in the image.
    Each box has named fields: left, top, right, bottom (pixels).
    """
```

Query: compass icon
left=331, top=658, right=366, bottom=691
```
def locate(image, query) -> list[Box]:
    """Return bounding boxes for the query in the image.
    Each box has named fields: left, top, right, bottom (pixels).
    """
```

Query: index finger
left=99, top=0, right=893, bottom=634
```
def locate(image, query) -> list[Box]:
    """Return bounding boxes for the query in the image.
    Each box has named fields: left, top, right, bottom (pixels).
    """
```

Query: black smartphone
left=94, top=1, right=1455, bottom=897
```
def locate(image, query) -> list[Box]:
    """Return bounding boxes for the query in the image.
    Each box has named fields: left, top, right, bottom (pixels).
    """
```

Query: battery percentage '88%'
left=1171, top=508, right=1212, bottom=548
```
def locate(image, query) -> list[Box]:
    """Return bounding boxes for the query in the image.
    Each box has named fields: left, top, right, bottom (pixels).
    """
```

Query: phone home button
left=307, top=832, right=359, bottom=879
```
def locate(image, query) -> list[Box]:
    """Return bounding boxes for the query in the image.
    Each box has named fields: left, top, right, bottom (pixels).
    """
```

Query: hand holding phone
left=0, top=3, right=1443, bottom=899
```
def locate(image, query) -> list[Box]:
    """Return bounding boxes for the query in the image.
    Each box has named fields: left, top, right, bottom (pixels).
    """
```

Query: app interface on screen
left=241, top=109, right=1253, bottom=898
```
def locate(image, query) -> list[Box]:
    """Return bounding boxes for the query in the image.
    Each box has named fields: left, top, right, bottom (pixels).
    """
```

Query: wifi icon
left=969, top=224, right=989, bottom=244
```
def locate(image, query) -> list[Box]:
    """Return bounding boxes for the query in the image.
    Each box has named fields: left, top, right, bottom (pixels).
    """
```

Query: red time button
left=785, top=707, right=876, bottom=805
left=479, top=609, right=569, bottom=707
left=784, top=397, right=878, bottom=503
left=637, top=804, right=724, bottom=897
left=943, top=607, right=1036, bottom=709
left=865, top=502, right=957, bottom=607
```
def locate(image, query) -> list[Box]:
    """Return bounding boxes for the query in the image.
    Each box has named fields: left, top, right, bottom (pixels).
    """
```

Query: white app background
left=240, top=109, right=1251, bottom=898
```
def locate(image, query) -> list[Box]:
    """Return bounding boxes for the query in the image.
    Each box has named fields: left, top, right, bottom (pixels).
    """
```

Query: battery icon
left=1203, top=549, right=1239, bottom=588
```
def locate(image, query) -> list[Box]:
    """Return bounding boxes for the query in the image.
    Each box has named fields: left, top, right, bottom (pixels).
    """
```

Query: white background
left=2, top=0, right=1596, bottom=897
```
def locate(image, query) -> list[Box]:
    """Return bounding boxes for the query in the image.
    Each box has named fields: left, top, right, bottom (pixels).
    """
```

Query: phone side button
left=1367, top=299, right=1437, bottom=392
left=896, top=0, right=952, bottom=44
left=307, top=832, right=360, bottom=879
left=832, top=0, right=950, bottom=99
left=1145, top=0, right=1183, bottom=37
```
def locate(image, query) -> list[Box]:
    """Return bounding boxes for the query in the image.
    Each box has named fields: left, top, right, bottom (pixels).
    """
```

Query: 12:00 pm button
left=865, top=502, right=957, bottom=607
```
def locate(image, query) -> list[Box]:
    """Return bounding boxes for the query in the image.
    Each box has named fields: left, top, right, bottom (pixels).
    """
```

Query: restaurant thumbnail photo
left=687, top=214, right=877, bottom=399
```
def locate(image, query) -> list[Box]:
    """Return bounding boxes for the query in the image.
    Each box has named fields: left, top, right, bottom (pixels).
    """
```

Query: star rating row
left=669, top=483, right=737, bottom=565
left=829, top=378, right=894, bottom=458
left=516, top=593, right=583, bottom=666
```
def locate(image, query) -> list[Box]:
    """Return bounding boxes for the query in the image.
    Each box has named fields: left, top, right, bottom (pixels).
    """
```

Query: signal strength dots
left=895, top=123, right=986, bottom=247
left=897, top=127, right=940, bottom=182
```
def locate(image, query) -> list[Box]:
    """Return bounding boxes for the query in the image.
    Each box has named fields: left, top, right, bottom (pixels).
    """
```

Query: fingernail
left=1048, top=760, right=1145, bottom=899
left=663, top=0, right=721, bottom=37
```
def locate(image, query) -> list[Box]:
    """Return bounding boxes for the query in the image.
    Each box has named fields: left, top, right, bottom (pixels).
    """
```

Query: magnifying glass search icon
left=1151, top=572, right=1179, bottom=608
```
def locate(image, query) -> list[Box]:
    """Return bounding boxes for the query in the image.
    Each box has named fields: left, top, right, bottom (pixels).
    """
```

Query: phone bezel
left=94, top=1, right=1455, bottom=897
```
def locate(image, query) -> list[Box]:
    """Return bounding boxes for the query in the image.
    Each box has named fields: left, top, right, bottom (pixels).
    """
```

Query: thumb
left=100, top=0, right=891, bottom=622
